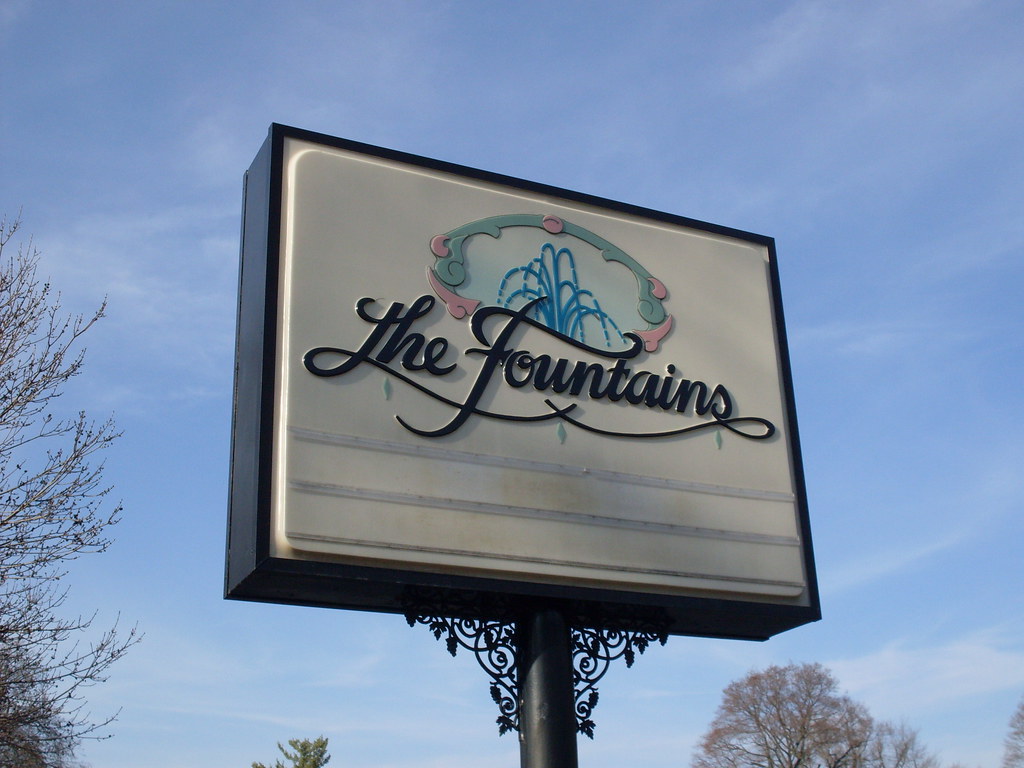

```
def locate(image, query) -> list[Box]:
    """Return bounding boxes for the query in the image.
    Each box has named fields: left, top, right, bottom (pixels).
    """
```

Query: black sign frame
left=225, top=123, right=819, bottom=641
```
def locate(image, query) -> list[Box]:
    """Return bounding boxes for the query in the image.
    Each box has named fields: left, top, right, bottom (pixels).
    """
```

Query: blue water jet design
left=496, top=242, right=624, bottom=349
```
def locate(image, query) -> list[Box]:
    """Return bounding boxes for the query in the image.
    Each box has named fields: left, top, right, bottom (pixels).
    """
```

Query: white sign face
left=261, top=134, right=813, bottom=608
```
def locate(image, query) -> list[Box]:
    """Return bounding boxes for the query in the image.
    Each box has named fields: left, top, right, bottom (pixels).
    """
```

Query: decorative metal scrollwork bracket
left=405, top=614, right=521, bottom=735
left=404, top=593, right=668, bottom=738
left=571, top=625, right=667, bottom=738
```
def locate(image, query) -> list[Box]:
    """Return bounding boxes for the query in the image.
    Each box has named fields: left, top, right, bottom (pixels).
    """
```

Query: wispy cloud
left=0, top=0, right=29, bottom=41
left=829, top=626, right=1024, bottom=718
left=32, top=206, right=239, bottom=408
left=792, top=320, right=943, bottom=357
left=700, top=0, right=1024, bottom=232
left=821, top=531, right=965, bottom=594
left=726, top=1, right=990, bottom=93
left=818, top=433, right=1024, bottom=595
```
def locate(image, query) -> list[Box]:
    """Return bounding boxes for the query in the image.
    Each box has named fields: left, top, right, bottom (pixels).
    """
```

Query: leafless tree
left=693, top=663, right=937, bottom=768
left=1004, top=697, right=1024, bottom=768
left=0, top=214, right=137, bottom=766
left=867, top=722, right=938, bottom=768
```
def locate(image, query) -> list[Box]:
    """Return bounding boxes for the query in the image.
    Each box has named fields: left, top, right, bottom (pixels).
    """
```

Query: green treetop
left=253, top=736, right=330, bottom=768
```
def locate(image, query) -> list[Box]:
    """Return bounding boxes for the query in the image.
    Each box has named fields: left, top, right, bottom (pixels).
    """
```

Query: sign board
left=226, top=124, right=819, bottom=640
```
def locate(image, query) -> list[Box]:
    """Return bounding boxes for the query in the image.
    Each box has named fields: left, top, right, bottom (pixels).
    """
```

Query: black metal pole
left=517, top=607, right=579, bottom=768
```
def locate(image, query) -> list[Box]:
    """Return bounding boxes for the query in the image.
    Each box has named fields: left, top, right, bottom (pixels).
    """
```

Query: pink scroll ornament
left=427, top=267, right=480, bottom=320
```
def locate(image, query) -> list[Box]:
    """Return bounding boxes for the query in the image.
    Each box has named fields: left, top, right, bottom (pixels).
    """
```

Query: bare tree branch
left=693, top=664, right=938, bottom=768
left=1004, top=697, right=1024, bottom=768
left=0, top=214, right=138, bottom=767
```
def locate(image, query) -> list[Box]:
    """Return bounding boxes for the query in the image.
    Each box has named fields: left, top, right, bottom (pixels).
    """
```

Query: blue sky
left=2, top=1, right=1023, bottom=767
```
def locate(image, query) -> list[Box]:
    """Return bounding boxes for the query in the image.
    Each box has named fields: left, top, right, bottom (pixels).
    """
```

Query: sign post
left=518, top=608, right=578, bottom=768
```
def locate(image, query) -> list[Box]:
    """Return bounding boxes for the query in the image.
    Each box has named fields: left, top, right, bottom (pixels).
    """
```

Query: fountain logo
left=427, top=214, right=672, bottom=354
left=303, top=214, right=776, bottom=442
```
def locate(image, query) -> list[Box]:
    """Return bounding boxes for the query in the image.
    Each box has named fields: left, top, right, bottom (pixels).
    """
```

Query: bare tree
left=693, top=663, right=874, bottom=768
left=0, top=214, right=137, bottom=766
left=867, top=722, right=938, bottom=768
left=1004, top=697, right=1024, bottom=768
left=692, top=663, right=938, bottom=768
